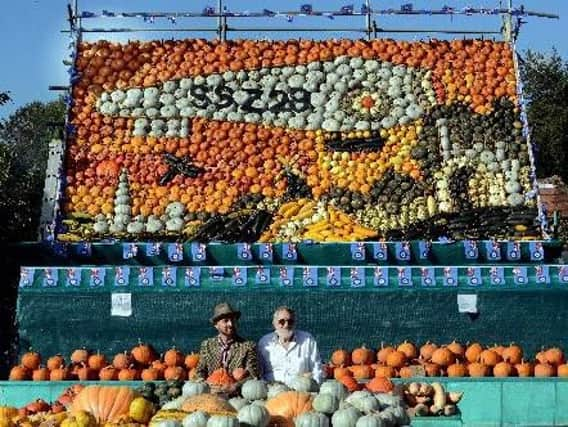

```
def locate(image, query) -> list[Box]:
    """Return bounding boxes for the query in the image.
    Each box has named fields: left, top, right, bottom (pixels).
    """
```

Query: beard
left=275, top=328, right=294, bottom=341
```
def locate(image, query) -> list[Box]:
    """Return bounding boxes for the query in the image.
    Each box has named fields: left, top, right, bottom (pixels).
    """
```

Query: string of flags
left=51, top=240, right=546, bottom=264
left=18, top=264, right=568, bottom=289
left=77, top=4, right=546, bottom=23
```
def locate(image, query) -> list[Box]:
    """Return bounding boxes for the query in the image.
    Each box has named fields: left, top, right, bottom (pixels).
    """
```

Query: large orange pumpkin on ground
left=265, top=391, right=313, bottom=427
left=71, top=385, right=136, bottom=423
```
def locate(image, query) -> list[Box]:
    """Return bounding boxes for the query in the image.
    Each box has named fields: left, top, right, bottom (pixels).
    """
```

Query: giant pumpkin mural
left=60, top=38, right=540, bottom=242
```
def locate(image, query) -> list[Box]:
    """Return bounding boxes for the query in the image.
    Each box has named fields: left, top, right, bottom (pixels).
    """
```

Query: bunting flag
left=490, top=266, right=505, bottom=286
left=114, top=266, right=129, bottom=287
left=255, top=266, right=270, bottom=285
left=162, top=267, right=176, bottom=287
left=350, top=267, right=365, bottom=288
left=19, top=268, right=34, bottom=288
left=168, top=243, right=184, bottom=262
left=395, top=242, right=411, bottom=262
left=397, top=267, right=412, bottom=287
left=535, top=265, right=550, bottom=285
left=443, top=267, right=457, bottom=287
left=418, top=241, right=431, bottom=260
left=485, top=241, right=502, bottom=261
left=138, top=267, right=154, bottom=287
left=512, top=266, right=528, bottom=285
left=65, top=268, right=81, bottom=287
left=280, top=266, right=294, bottom=287
left=282, top=243, right=297, bottom=261
left=421, top=267, right=435, bottom=287
left=237, top=243, right=252, bottom=261
left=122, top=243, right=138, bottom=259
left=373, top=242, right=388, bottom=261
left=466, top=266, right=482, bottom=287
left=191, top=242, right=206, bottom=262
left=303, top=267, right=318, bottom=287
left=89, top=267, right=105, bottom=287
left=42, top=268, right=58, bottom=287
left=350, top=242, right=365, bottom=261
left=373, top=267, right=388, bottom=287
left=185, top=267, right=201, bottom=287
left=259, top=243, right=273, bottom=262
left=464, top=240, right=479, bottom=260
left=209, top=267, right=224, bottom=281
left=529, top=242, right=544, bottom=261
left=146, top=242, right=161, bottom=257
left=506, top=241, right=521, bottom=261
left=232, top=267, right=247, bottom=286
left=327, top=266, right=341, bottom=287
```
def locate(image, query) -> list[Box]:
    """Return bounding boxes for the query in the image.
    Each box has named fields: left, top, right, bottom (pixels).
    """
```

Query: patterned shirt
left=195, top=335, right=261, bottom=379
left=258, top=330, right=323, bottom=386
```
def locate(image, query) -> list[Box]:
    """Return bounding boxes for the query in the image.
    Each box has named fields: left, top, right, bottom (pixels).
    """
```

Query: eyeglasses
left=278, top=318, right=295, bottom=326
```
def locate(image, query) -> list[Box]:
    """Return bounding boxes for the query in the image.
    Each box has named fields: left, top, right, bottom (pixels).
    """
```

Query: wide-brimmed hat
left=210, top=302, right=241, bottom=324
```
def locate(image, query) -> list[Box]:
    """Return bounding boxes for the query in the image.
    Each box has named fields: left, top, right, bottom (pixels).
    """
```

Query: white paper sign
left=457, top=294, right=478, bottom=313
left=111, top=293, right=132, bottom=317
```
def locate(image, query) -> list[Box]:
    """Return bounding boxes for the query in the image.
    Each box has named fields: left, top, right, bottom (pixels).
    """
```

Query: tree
left=0, top=98, right=65, bottom=242
left=0, top=91, right=10, bottom=106
left=519, top=49, right=568, bottom=182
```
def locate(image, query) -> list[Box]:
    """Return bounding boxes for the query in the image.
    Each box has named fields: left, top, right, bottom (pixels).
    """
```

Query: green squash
left=290, top=376, right=319, bottom=393
left=354, top=415, right=386, bottom=427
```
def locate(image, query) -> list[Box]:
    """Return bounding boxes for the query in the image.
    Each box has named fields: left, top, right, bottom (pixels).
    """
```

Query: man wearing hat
left=194, top=302, right=260, bottom=387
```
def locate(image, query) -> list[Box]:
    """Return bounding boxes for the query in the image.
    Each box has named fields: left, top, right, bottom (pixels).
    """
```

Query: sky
left=0, top=0, right=565, bottom=119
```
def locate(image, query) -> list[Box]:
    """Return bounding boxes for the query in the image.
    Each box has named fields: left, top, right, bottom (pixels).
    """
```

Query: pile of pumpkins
left=327, top=342, right=568, bottom=380
left=1, top=376, right=460, bottom=427
left=7, top=344, right=200, bottom=382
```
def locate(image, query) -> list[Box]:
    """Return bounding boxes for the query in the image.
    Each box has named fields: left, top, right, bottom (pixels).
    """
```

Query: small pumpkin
left=468, top=362, right=489, bottom=377
left=447, top=361, right=467, bottom=377
left=376, top=345, right=395, bottom=364
left=21, top=350, right=41, bottom=371
left=338, top=375, right=360, bottom=392
left=331, top=350, right=351, bottom=367
left=514, top=359, right=533, bottom=377
left=423, top=362, right=441, bottom=377
left=373, top=365, right=395, bottom=378
left=479, top=350, right=501, bottom=367
left=50, top=367, right=69, bottom=381
left=289, top=376, right=318, bottom=393
left=141, top=367, right=162, bottom=381
left=99, top=365, right=118, bottom=381
left=493, top=361, right=513, bottom=377
left=365, top=376, right=394, bottom=393
left=419, top=342, right=438, bottom=361
left=0, top=407, right=18, bottom=419
left=295, top=412, right=329, bottom=427
left=70, top=348, right=89, bottom=365
left=228, top=398, right=248, bottom=412
left=118, top=365, right=139, bottom=381
left=267, top=383, right=290, bottom=399
left=431, top=347, right=455, bottom=367
left=312, top=394, right=339, bottom=415
left=129, top=397, right=155, bottom=423
left=348, top=365, right=373, bottom=380
left=534, top=363, right=555, bottom=377
left=185, top=353, right=200, bottom=370
left=241, top=379, right=268, bottom=401
left=88, top=352, right=107, bottom=371
left=465, top=343, right=483, bottom=364
left=446, top=340, right=465, bottom=359
left=47, top=354, right=65, bottom=371
left=164, top=366, right=187, bottom=381
left=557, top=364, right=568, bottom=377
left=32, top=367, right=49, bottom=381
left=112, top=352, right=132, bottom=370
left=545, top=347, right=565, bottom=366
left=333, top=367, right=352, bottom=380
left=351, top=346, right=374, bottom=365
left=355, top=415, right=386, bottom=427
left=9, top=366, right=29, bottom=381
left=131, top=342, right=157, bottom=366
left=502, top=344, right=523, bottom=364
left=237, top=404, right=270, bottom=427
left=385, top=351, right=406, bottom=369
left=396, top=341, right=417, bottom=360
left=398, top=366, right=413, bottom=378
left=164, top=347, right=185, bottom=367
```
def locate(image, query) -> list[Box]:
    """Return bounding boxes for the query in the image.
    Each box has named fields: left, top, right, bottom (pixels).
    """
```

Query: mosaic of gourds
left=63, top=38, right=540, bottom=242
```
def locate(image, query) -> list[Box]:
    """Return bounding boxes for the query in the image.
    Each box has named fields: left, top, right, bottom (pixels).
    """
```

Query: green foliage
left=0, top=91, right=11, bottom=106
left=520, top=49, right=568, bottom=182
left=0, top=98, right=65, bottom=242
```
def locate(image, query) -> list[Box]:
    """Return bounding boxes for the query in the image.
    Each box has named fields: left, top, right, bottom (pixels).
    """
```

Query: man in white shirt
left=257, top=306, right=323, bottom=386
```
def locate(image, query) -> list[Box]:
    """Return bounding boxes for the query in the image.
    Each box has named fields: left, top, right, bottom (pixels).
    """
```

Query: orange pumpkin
left=385, top=351, right=407, bottom=369
left=99, top=366, right=118, bottom=381
left=49, top=367, right=69, bottom=381
left=557, top=364, right=568, bottom=377
left=71, top=386, right=136, bottom=423
left=534, top=363, right=555, bottom=377
left=112, top=352, right=132, bottom=370
left=545, top=347, right=565, bottom=366
left=447, top=361, right=467, bottom=377
left=366, top=376, right=394, bottom=393
left=423, top=362, right=441, bottom=377
left=431, top=347, right=455, bottom=367
left=164, top=347, right=184, bottom=367
left=131, top=343, right=156, bottom=366
left=88, top=352, right=108, bottom=371
left=331, top=349, right=351, bottom=367
left=374, top=365, right=396, bottom=378
left=164, top=366, right=187, bottom=381
left=333, top=367, right=352, bottom=380
left=21, top=350, right=41, bottom=371
left=446, top=340, right=465, bottom=359
left=337, top=375, right=360, bottom=392
left=118, top=366, right=139, bottom=381
left=397, top=341, right=418, bottom=360
left=32, top=367, right=49, bottom=381
left=207, top=368, right=235, bottom=386
left=398, top=366, right=414, bottom=378
left=184, top=353, right=200, bottom=370
left=493, top=361, right=513, bottom=377
left=141, top=367, right=162, bottom=381
left=419, top=342, right=438, bottom=361
left=70, top=348, right=89, bottom=365
left=502, top=344, right=523, bottom=364
left=348, top=365, right=373, bottom=379
left=514, top=360, right=533, bottom=377
left=468, top=362, right=489, bottom=377
left=479, top=350, right=501, bottom=367
left=9, top=366, right=29, bottom=381
left=47, top=354, right=65, bottom=371
left=465, top=343, right=484, bottom=363
left=351, top=346, right=375, bottom=365
left=265, top=391, right=313, bottom=427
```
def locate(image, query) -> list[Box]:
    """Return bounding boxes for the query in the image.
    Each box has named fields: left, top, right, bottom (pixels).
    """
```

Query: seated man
left=258, top=306, right=323, bottom=386
left=195, top=302, right=260, bottom=387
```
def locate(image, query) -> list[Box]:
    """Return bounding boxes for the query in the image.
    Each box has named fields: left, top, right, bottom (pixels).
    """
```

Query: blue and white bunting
left=303, top=267, right=318, bottom=287
left=326, top=266, right=341, bottom=287
left=114, top=266, right=129, bottom=287
left=373, top=267, right=388, bottom=287
left=138, top=267, right=154, bottom=287
left=184, top=267, right=201, bottom=287
left=162, top=267, right=176, bottom=287
left=255, top=266, right=270, bottom=285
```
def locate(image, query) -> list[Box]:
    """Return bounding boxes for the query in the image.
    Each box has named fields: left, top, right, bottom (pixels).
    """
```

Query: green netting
left=17, top=284, right=568, bottom=360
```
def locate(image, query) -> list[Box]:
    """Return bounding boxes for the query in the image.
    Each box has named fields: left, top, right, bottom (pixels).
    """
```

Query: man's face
left=273, top=310, right=295, bottom=340
left=215, top=315, right=237, bottom=338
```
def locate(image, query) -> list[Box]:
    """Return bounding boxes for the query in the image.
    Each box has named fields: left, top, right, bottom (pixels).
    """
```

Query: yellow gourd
left=61, top=411, right=96, bottom=427
left=129, top=397, right=155, bottom=423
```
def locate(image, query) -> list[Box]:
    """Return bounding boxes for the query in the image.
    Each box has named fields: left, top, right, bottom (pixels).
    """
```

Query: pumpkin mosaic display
left=57, top=37, right=540, bottom=242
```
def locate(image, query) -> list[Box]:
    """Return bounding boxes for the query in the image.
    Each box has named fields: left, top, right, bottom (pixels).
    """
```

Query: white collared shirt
left=258, top=330, right=323, bottom=386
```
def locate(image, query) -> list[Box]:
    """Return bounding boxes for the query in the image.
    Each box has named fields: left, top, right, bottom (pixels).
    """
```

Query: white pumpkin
left=354, top=415, right=385, bottom=427
left=241, top=380, right=268, bottom=402
left=295, top=412, right=329, bottom=427
left=290, top=376, right=319, bottom=393
left=331, top=407, right=361, bottom=427
left=319, top=381, right=348, bottom=402
left=237, top=404, right=270, bottom=427
left=349, top=396, right=379, bottom=415
left=312, top=393, right=339, bottom=415
left=152, top=421, right=182, bottom=427
left=206, top=415, right=239, bottom=427
left=267, top=383, right=290, bottom=399
left=182, top=381, right=210, bottom=397
left=183, top=411, right=210, bottom=427
left=161, top=396, right=185, bottom=410
left=345, top=391, right=372, bottom=407
left=228, top=397, right=248, bottom=411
